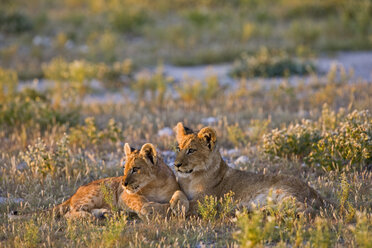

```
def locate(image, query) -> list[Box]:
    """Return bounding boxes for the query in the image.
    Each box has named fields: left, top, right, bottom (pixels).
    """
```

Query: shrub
left=0, top=67, right=18, bottom=101
left=131, top=66, right=173, bottom=105
left=20, top=134, right=72, bottom=177
left=230, top=47, right=316, bottom=78
left=0, top=89, right=79, bottom=129
left=42, top=58, right=95, bottom=101
left=69, top=117, right=123, bottom=148
left=176, top=75, right=221, bottom=104
left=227, top=124, right=248, bottom=147
left=307, top=110, right=371, bottom=170
left=263, top=108, right=371, bottom=170
left=0, top=11, right=32, bottom=33
left=96, top=59, right=133, bottom=89
left=263, top=120, right=322, bottom=159
left=109, top=7, right=149, bottom=34
left=14, top=220, right=40, bottom=248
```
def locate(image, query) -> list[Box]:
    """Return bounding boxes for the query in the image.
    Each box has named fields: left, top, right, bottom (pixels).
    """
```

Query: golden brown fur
left=174, top=123, right=327, bottom=216
left=12, top=143, right=188, bottom=220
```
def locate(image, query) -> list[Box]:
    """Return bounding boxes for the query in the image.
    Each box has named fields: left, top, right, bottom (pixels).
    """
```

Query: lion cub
left=174, top=123, right=327, bottom=216
left=12, top=143, right=189, bottom=220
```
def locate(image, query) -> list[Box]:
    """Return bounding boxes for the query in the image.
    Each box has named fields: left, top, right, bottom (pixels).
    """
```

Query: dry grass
left=0, top=59, right=371, bottom=247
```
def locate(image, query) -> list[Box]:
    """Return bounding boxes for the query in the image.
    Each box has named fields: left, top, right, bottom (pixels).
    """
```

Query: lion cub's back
left=224, top=169, right=325, bottom=209
left=69, top=177, right=123, bottom=210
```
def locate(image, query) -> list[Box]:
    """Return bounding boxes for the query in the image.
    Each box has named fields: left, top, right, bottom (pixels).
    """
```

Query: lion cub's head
left=174, top=122, right=218, bottom=178
left=123, top=143, right=160, bottom=194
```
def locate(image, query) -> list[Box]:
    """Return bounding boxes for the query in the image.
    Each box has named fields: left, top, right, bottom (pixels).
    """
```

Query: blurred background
left=1, top=0, right=372, bottom=78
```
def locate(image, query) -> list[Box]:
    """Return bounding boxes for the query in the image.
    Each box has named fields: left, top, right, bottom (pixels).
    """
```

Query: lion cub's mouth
left=176, top=169, right=193, bottom=174
left=124, top=185, right=140, bottom=194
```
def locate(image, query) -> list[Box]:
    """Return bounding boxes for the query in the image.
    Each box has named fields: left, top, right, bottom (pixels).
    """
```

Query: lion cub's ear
left=175, top=122, right=186, bottom=144
left=124, top=143, right=132, bottom=158
left=140, top=143, right=158, bottom=166
left=198, top=127, right=217, bottom=150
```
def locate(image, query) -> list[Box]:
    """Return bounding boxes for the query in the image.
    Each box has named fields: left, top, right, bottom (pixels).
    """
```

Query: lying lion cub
left=11, top=143, right=188, bottom=219
left=174, top=123, right=327, bottom=216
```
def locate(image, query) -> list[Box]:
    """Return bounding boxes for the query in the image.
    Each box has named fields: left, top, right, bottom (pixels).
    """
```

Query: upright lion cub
left=174, top=123, right=327, bottom=216
left=11, top=143, right=188, bottom=220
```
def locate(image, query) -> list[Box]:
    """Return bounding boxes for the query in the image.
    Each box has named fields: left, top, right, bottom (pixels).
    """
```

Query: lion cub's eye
left=132, top=167, right=140, bottom=173
left=176, top=146, right=181, bottom=152
left=187, top=148, right=196, bottom=154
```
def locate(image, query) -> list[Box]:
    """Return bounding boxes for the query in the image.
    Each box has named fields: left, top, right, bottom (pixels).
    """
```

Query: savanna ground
left=1, top=0, right=372, bottom=247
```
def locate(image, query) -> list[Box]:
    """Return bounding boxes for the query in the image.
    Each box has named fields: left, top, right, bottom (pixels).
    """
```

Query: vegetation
left=0, top=0, right=371, bottom=247
left=230, top=47, right=316, bottom=78
left=1, top=0, right=371, bottom=77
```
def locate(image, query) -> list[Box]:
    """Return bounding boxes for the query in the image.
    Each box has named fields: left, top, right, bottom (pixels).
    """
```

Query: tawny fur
left=12, top=143, right=189, bottom=220
left=174, top=123, right=328, bottom=216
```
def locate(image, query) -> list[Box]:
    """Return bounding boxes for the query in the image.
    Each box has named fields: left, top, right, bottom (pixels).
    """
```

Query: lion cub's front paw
left=140, top=202, right=168, bottom=218
left=170, top=190, right=189, bottom=216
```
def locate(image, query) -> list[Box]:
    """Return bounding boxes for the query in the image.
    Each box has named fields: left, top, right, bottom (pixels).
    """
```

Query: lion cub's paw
left=140, top=202, right=168, bottom=218
left=170, top=190, right=189, bottom=216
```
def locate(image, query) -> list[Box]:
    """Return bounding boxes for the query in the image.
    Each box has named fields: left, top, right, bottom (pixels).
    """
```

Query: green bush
left=0, top=11, right=32, bottom=33
left=69, top=117, right=123, bottom=148
left=307, top=110, right=371, bottom=170
left=109, top=8, right=149, bottom=34
left=263, top=108, right=371, bottom=170
left=263, top=120, right=322, bottom=159
left=0, top=89, right=79, bottom=129
left=20, top=134, right=71, bottom=177
left=176, top=75, right=220, bottom=104
left=0, top=67, right=18, bottom=101
left=230, top=47, right=316, bottom=78
left=131, top=66, right=172, bottom=105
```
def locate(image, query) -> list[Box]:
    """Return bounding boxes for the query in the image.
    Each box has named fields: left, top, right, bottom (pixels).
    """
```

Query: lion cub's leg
left=65, top=210, right=93, bottom=219
left=122, top=191, right=169, bottom=218
left=169, top=190, right=189, bottom=216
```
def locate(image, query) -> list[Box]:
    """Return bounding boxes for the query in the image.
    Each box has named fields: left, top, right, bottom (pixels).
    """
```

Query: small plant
left=20, top=134, right=72, bottom=177
left=234, top=209, right=277, bottom=248
left=101, top=182, right=118, bottom=212
left=110, top=7, right=149, bottom=34
left=69, top=117, right=123, bottom=148
left=227, top=124, right=248, bottom=147
left=100, top=215, right=127, bottom=247
left=230, top=47, right=316, bottom=78
left=132, top=66, right=173, bottom=105
left=309, top=217, right=333, bottom=248
left=352, top=211, right=372, bottom=248
left=42, top=58, right=96, bottom=103
left=14, top=220, right=41, bottom=248
left=176, top=75, right=221, bottom=104
left=0, top=67, right=18, bottom=101
left=198, top=192, right=236, bottom=221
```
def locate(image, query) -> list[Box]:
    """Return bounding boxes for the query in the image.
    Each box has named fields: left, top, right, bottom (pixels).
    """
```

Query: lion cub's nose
left=174, top=162, right=182, bottom=168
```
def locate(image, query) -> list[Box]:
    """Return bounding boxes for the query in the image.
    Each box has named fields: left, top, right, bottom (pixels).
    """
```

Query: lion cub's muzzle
left=174, top=162, right=193, bottom=174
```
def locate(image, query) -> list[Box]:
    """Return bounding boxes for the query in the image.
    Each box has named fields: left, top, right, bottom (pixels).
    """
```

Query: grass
left=0, top=61, right=371, bottom=246
left=0, top=1, right=371, bottom=246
